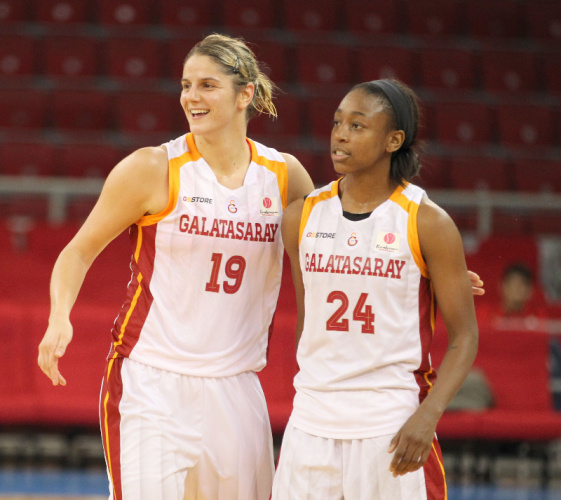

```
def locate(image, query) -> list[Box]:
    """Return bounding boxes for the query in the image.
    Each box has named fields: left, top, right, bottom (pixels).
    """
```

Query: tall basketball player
left=272, top=80, right=479, bottom=500
left=37, top=34, right=314, bottom=500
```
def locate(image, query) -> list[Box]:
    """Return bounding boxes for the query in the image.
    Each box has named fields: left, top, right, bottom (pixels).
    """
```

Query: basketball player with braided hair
left=38, top=33, right=314, bottom=500
left=273, top=79, right=478, bottom=499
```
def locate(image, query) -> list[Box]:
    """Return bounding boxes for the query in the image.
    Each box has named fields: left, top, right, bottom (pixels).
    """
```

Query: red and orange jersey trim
left=298, top=179, right=341, bottom=245
left=390, top=183, right=429, bottom=278
left=136, top=134, right=199, bottom=227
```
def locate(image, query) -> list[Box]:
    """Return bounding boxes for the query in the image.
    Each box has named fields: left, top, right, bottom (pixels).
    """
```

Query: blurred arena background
left=1, top=0, right=561, bottom=498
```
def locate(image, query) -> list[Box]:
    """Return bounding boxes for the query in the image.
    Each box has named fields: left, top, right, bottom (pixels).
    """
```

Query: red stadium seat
left=525, top=0, right=561, bottom=40
left=0, top=89, right=46, bottom=130
left=0, top=0, right=29, bottom=23
left=35, top=0, right=90, bottom=24
left=512, top=159, right=561, bottom=193
left=449, top=157, right=509, bottom=191
left=529, top=211, right=561, bottom=235
left=166, top=36, right=205, bottom=80
left=51, top=90, right=112, bottom=131
left=344, top=0, right=401, bottom=35
left=115, top=91, right=176, bottom=134
left=403, top=0, right=462, bottom=37
left=543, top=51, right=561, bottom=95
left=43, top=37, right=98, bottom=78
left=496, top=104, right=554, bottom=148
left=433, top=101, right=494, bottom=145
left=307, top=95, right=342, bottom=139
left=465, top=0, right=524, bottom=38
left=249, top=94, right=302, bottom=137
left=480, top=49, right=539, bottom=93
left=282, top=0, right=338, bottom=32
left=416, top=155, right=449, bottom=190
left=59, top=143, right=122, bottom=178
left=419, top=47, right=476, bottom=90
left=253, top=40, right=290, bottom=84
left=287, top=149, right=320, bottom=183
left=0, top=142, right=58, bottom=176
left=295, top=44, right=352, bottom=85
left=356, top=45, right=415, bottom=87
left=98, top=0, right=152, bottom=26
left=222, top=0, right=277, bottom=29
left=0, top=36, right=36, bottom=77
left=105, top=37, right=164, bottom=79
left=160, top=0, right=215, bottom=27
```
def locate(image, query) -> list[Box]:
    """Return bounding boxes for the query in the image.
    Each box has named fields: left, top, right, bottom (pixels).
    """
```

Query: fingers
left=389, top=439, right=432, bottom=477
left=472, top=286, right=485, bottom=296
left=38, top=329, right=71, bottom=386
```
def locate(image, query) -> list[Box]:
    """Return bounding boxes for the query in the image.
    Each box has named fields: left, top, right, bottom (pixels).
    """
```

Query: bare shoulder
left=111, top=146, right=168, bottom=183
left=281, top=152, right=314, bottom=204
left=417, top=195, right=457, bottom=235
left=102, top=145, right=169, bottom=216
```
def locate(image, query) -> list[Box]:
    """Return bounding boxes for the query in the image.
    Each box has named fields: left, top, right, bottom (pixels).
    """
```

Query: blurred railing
left=2, top=176, right=561, bottom=238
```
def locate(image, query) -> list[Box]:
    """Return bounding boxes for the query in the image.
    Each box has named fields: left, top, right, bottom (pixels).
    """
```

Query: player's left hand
left=468, top=270, right=484, bottom=296
left=388, top=409, right=438, bottom=477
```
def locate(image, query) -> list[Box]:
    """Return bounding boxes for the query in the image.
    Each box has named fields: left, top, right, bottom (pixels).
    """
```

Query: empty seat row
left=2, top=0, right=561, bottom=41
left=0, top=89, right=559, bottom=149
left=1, top=139, right=559, bottom=196
left=2, top=36, right=560, bottom=96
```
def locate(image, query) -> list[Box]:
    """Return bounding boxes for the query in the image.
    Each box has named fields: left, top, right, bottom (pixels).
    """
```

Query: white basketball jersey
left=290, top=179, right=437, bottom=439
left=108, top=133, right=287, bottom=377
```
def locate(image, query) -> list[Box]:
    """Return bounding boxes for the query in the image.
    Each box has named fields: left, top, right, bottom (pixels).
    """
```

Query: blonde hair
left=185, top=33, right=278, bottom=120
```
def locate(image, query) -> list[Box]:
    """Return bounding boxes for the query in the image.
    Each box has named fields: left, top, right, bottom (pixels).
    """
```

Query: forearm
left=420, top=331, right=478, bottom=420
left=49, top=246, right=92, bottom=320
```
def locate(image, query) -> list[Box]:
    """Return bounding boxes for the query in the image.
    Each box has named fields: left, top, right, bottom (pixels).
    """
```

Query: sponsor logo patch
left=260, top=196, right=280, bottom=216
left=375, top=231, right=400, bottom=253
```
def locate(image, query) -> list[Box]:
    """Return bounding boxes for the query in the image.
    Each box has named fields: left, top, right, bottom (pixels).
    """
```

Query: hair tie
left=371, top=80, right=416, bottom=148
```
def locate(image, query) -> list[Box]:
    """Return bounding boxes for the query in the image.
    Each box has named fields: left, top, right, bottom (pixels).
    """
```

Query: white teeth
left=334, top=150, right=347, bottom=155
left=191, top=110, right=209, bottom=115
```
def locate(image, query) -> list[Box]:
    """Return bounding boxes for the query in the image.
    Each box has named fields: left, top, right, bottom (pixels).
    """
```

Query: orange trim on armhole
left=137, top=135, right=198, bottom=227
left=298, top=180, right=341, bottom=246
left=390, top=184, right=429, bottom=278
left=247, top=138, right=288, bottom=210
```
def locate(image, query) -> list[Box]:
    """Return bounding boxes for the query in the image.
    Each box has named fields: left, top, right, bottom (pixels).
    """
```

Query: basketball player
left=37, top=36, right=483, bottom=499
left=272, top=79, right=479, bottom=500
left=37, top=34, right=314, bottom=500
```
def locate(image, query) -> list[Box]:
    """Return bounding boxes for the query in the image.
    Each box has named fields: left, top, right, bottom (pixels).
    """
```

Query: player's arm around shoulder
left=281, top=152, right=315, bottom=205
left=282, top=196, right=307, bottom=346
left=38, top=146, right=168, bottom=386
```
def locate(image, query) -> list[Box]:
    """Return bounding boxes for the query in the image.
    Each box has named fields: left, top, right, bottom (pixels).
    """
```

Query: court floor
left=0, top=469, right=560, bottom=500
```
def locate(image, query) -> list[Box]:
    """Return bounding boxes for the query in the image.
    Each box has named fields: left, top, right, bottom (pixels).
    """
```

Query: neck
left=193, top=128, right=251, bottom=187
left=339, top=166, right=396, bottom=214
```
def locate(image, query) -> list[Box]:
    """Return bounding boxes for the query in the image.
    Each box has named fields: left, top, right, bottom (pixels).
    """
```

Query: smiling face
left=331, top=89, right=404, bottom=177
left=180, top=54, right=252, bottom=138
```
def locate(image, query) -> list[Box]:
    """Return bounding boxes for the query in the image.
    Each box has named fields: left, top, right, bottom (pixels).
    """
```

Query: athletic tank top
left=108, top=133, right=287, bottom=377
left=289, top=179, right=437, bottom=439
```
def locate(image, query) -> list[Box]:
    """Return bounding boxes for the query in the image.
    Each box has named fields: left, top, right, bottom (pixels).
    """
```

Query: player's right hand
left=38, top=316, right=73, bottom=386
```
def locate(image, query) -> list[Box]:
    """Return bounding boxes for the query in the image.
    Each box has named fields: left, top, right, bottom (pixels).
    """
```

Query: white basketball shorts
left=272, top=423, right=447, bottom=500
left=99, top=357, right=274, bottom=500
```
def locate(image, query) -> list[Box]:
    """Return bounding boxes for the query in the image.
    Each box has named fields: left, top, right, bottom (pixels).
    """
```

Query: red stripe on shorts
left=423, top=436, right=447, bottom=500
left=100, top=357, right=124, bottom=500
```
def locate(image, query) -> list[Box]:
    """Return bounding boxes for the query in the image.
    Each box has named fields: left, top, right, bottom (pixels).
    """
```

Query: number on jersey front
left=205, top=253, right=246, bottom=294
left=326, top=291, right=375, bottom=334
